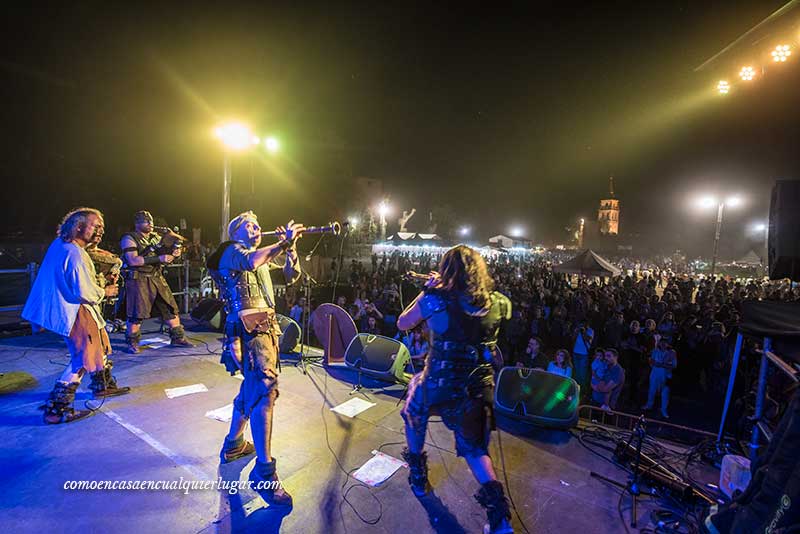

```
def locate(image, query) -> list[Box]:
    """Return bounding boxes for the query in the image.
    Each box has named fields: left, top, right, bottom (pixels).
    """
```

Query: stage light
left=772, top=44, right=791, bottom=62
left=214, top=122, right=254, bottom=151
left=459, top=226, right=471, bottom=237
left=378, top=201, right=390, bottom=217
left=739, top=66, right=756, bottom=81
left=717, top=80, right=730, bottom=94
left=264, top=136, right=280, bottom=153
left=510, top=226, right=523, bottom=238
left=348, top=216, right=359, bottom=229
left=251, top=136, right=260, bottom=145
left=751, top=222, right=766, bottom=233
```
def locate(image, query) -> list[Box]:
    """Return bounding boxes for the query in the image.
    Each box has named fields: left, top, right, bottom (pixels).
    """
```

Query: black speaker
left=494, top=367, right=579, bottom=429
left=276, top=314, right=302, bottom=354
left=344, top=334, right=411, bottom=384
left=768, top=180, right=800, bottom=281
left=190, top=298, right=226, bottom=331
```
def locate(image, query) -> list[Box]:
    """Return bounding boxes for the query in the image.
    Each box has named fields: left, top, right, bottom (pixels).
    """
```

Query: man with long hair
left=398, top=244, right=514, bottom=534
left=23, top=208, right=130, bottom=424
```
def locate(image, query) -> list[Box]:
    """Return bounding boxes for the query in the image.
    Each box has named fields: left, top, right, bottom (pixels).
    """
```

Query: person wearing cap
left=206, top=211, right=305, bottom=508
left=120, top=210, right=193, bottom=353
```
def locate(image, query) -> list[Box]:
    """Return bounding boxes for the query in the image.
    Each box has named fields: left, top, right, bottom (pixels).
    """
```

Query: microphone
left=403, top=271, right=431, bottom=283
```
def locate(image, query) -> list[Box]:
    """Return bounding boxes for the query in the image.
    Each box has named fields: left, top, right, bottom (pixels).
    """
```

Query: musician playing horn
left=206, top=211, right=305, bottom=508
left=120, top=210, right=193, bottom=353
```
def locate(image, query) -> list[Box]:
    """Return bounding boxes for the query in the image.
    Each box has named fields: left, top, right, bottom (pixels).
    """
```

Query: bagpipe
left=85, top=245, right=122, bottom=285
left=143, top=226, right=188, bottom=256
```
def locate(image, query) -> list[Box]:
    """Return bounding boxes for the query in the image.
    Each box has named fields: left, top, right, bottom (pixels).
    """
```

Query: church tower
left=598, top=176, right=620, bottom=235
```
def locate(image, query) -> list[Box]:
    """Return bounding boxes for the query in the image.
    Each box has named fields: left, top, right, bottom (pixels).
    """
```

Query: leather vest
left=207, top=242, right=274, bottom=317
left=422, top=290, right=509, bottom=360
left=121, top=231, right=161, bottom=275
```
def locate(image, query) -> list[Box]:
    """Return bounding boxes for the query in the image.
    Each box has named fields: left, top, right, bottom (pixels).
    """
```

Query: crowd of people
left=282, top=249, right=799, bottom=422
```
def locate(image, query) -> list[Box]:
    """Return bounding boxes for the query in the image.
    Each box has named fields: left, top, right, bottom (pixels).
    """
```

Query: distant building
left=489, top=234, right=533, bottom=249
left=598, top=176, right=620, bottom=235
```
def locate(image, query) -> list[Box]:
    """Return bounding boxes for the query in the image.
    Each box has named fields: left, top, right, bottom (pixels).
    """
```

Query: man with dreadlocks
left=23, top=208, right=130, bottom=424
left=398, top=244, right=514, bottom=534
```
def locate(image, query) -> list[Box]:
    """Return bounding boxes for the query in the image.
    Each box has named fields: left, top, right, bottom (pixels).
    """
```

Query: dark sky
left=1, top=1, right=797, bottom=257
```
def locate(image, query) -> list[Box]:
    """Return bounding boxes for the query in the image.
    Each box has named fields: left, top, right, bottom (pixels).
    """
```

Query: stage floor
left=0, top=318, right=715, bottom=534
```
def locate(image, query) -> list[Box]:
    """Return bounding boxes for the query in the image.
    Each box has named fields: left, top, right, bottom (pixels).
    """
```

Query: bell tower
left=598, top=176, right=620, bottom=235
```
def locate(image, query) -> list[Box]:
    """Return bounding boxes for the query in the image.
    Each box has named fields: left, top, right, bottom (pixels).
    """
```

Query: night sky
left=1, top=1, right=797, bottom=258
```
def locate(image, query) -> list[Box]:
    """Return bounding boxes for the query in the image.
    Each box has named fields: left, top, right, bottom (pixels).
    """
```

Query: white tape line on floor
left=104, top=409, right=212, bottom=481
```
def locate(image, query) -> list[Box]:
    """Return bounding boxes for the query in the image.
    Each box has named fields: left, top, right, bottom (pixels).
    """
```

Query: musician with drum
left=119, top=210, right=194, bottom=353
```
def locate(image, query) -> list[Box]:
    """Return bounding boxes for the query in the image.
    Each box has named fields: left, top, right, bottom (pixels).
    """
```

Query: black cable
left=496, top=427, right=532, bottom=534
left=311, top=364, right=384, bottom=527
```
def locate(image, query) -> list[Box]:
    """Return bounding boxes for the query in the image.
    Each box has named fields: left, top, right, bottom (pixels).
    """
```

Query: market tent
left=552, top=249, right=621, bottom=277
left=735, top=250, right=763, bottom=266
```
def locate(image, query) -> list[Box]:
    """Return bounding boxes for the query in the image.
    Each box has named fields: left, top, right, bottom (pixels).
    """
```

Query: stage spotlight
left=696, top=196, right=718, bottom=209
left=772, top=44, right=791, bottom=62
left=739, top=66, right=756, bottom=81
left=717, top=80, right=730, bottom=94
left=726, top=196, right=743, bottom=207
left=459, top=226, right=471, bottom=237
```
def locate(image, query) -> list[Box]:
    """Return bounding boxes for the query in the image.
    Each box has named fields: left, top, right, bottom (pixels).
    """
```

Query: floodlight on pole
left=693, top=194, right=744, bottom=276
left=772, top=44, right=791, bottom=62
left=509, top=226, right=523, bottom=238
left=377, top=201, right=390, bottom=241
left=717, top=80, right=730, bottom=94
left=264, top=136, right=280, bottom=153
left=215, top=122, right=255, bottom=151
left=739, top=66, right=756, bottom=81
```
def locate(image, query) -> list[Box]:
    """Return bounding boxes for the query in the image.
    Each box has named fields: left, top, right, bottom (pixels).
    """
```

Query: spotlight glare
left=696, top=196, right=717, bottom=209
left=772, top=44, right=792, bottom=62
left=264, top=136, right=280, bottom=153
left=214, top=122, right=255, bottom=150
left=726, top=196, right=742, bottom=207
left=739, top=66, right=756, bottom=81
left=717, top=80, right=730, bottom=94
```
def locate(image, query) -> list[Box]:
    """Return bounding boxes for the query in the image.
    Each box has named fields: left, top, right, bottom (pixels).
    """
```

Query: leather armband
left=143, top=256, right=161, bottom=265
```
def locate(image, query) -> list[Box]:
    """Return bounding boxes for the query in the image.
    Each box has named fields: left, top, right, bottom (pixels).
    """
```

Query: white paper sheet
left=205, top=403, right=234, bottom=423
left=141, top=336, right=170, bottom=349
left=352, top=450, right=406, bottom=487
left=330, top=397, right=376, bottom=418
left=164, top=384, right=209, bottom=398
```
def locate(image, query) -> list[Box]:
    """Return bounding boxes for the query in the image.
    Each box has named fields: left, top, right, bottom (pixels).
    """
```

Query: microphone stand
left=590, top=414, right=647, bottom=528
left=296, top=271, right=325, bottom=375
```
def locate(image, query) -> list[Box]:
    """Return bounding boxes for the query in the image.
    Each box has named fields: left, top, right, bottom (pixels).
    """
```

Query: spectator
left=364, top=315, right=382, bottom=335
left=643, top=338, right=677, bottom=419
left=571, top=319, right=594, bottom=396
left=592, top=349, right=625, bottom=411
left=517, top=336, right=547, bottom=368
left=546, top=348, right=573, bottom=379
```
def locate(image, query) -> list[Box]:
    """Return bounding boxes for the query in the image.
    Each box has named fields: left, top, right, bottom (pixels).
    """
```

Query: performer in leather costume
left=398, top=245, right=514, bottom=534
left=120, top=210, right=193, bottom=353
left=207, top=211, right=305, bottom=508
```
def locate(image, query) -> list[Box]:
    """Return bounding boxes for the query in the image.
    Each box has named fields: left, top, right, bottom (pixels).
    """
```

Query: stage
left=0, top=318, right=717, bottom=534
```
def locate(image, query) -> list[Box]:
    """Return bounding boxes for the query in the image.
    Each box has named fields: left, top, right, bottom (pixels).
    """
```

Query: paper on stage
left=205, top=403, right=234, bottom=423
left=165, top=384, right=209, bottom=398
left=353, top=450, right=406, bottom=487
left=330, top=397, right=376, bottom=418
left=141, top=336, right=170, bottom=349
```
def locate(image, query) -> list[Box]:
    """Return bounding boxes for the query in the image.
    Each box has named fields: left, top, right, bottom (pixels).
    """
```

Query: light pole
left=696, top=195, right=742, bottom=276
left=378, top=201, right=390, bottom=242
left=214, top=123, right=279, bottom=241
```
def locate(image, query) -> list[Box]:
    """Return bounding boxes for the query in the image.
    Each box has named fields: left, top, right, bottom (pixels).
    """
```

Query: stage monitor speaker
left=344, top=334, right=411, bottom=384
left=768, top=179, right=800, bottom=281
left=190, top=298, right=226, bottom=332
left=276, top=314, right=302, bottom=354
left=494, top=367, right=579, bottom=429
